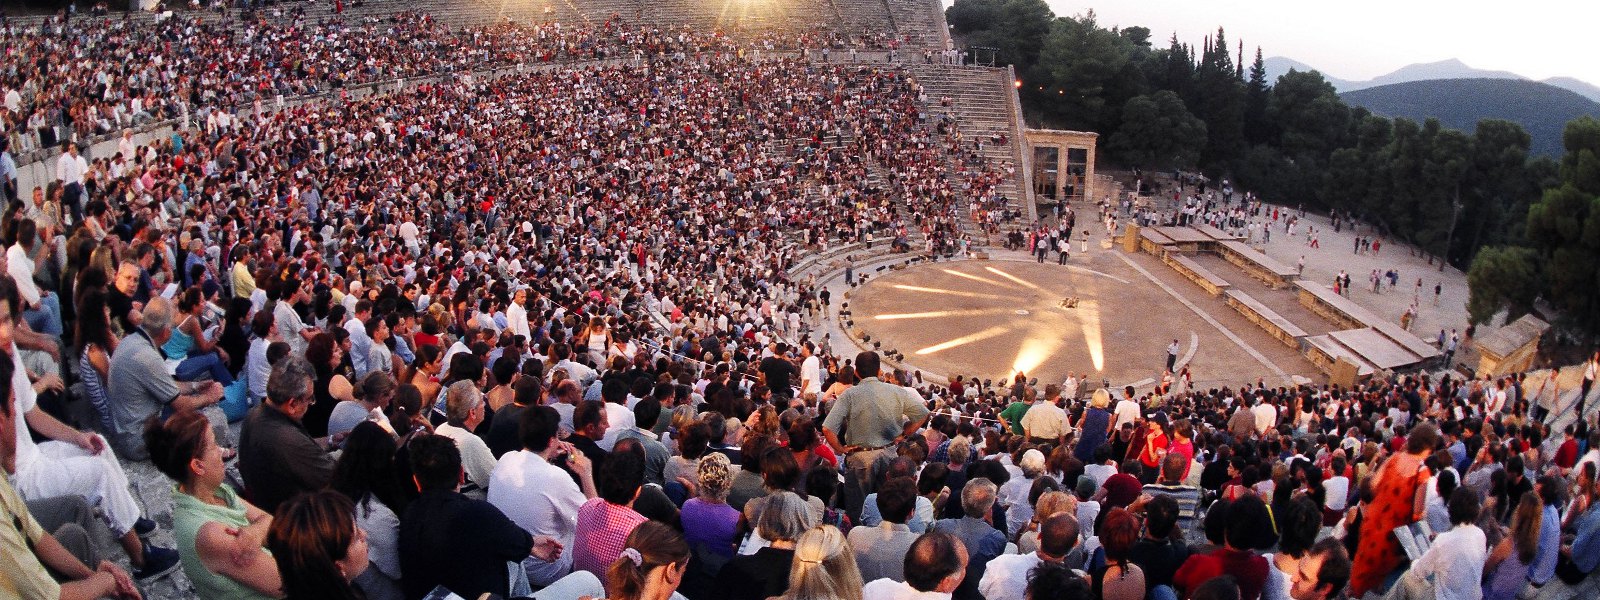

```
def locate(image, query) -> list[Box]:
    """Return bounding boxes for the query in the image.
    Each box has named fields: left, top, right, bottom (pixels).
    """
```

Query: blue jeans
left=22, top=292, right=63, bottom=336
left=175, top=352, right=235, bottom=387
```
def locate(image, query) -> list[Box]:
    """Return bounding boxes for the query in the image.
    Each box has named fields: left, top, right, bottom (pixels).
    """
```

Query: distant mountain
left=1339, top=78, right=1600, bottom=157
left=1262, top=56, right=1353, bottom=90
left=1265, top=57, right=1600, bottom=101
left=1544, top=77, right=1600, bottom=103
left=1363, top=59, right=1523, bottom=89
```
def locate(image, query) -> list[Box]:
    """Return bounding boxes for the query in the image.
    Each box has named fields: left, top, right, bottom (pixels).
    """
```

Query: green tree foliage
left=1466, top=246, right=1541, bottom=325
left=1189, top=28, right=1246, bottom=167
left=1106, top=91, right=1207, bottom=170
left=1034, top=12, right=1132, bottom=132
left=945, top=0, right=1055, bottom=70
left=1519, top=117, right=1600, bottom=331
left=1243, top=48, right=1270, bottom=145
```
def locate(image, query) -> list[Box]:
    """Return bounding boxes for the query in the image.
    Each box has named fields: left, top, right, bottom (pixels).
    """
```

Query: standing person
left=822, top=351, right=930, bottom=519
left=1166, top=339, right=1180, bottom=374
left=1074, top=389, right=1113, bottom=463
left=56, top=142, right=88, bottom=223
left=1347, top=423, right=1438, bottom=597
left=1582, top=352, right=1597, bottom=420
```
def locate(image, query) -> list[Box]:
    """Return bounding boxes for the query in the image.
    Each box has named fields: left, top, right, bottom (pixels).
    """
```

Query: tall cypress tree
left=1244, top=47, right=1270, bottom=145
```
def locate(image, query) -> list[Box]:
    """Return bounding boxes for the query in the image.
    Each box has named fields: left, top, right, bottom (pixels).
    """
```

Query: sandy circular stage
left=843, top=258, right=1305, bottom=390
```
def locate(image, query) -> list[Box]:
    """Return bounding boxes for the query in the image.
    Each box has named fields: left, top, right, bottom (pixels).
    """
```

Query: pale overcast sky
left=948, top=0, right=1597, bottom=86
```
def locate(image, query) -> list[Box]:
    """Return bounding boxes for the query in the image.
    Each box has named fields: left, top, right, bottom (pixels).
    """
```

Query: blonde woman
left=779, top=525, right=863, bottom=600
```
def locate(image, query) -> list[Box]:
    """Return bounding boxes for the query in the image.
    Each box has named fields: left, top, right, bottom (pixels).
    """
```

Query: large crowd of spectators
left=1, top=5, right=1596, bottom=600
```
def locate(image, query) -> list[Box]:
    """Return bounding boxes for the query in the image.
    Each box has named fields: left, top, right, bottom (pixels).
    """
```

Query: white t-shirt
left=1113, top=399, right=1141, bottom=428
left=800, top=355, right=821, bottom=395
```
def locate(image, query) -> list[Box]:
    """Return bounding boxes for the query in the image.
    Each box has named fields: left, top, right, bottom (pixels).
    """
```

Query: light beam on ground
left=1078, top=299, right=1105, bottom=372
left=890, top=285, right=1010, bottom=300
left=874, top=308, right=1019, bottom=320
left=985, top=266, right=1045, bottom=291
left=1011, top=334, right=1065, bottom=378
left=940, top=269, right=1008, bottom=287
left=915, top=325, right=1013, bottom=355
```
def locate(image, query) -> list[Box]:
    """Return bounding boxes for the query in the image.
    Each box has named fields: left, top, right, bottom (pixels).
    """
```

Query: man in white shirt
left=979, top=513, right=1080, bottom=600
left=506, top=287, right=531, bottom=340
left=489, top=405, right=596, bottom=586
left=1253, top=396, right=1279, bottom=435
left=1404, top=490, right=1486, bottom=600
left=435, top=382, right=497, bottom=498
left=799, top=341, right=822, bottom=402
left=6, top=220, right=61, bottom=336
left=344, top=299, right=373, bottom=377
left=55, top=142, right=88, bottom=222
left=1113, top=386, right=1142, bottom=429
left=862, top=531, right=969, bottom=600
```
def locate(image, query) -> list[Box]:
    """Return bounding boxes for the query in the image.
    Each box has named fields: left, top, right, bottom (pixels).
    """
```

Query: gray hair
left=961, top=477, right=998, bottom=519
left=444, top=380, right=483, bottom=427
left=141, top=296, right=176, bottom=335
left=757, top=491, right=815, bottom=542
left=266, top=355, right=315, bottom=406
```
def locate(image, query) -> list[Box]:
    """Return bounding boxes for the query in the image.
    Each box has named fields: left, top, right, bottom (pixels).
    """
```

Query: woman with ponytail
left=267, top=490, right=369, bottom=600
left=603, top=521, right=690, bottom=600
left=779, top=525, right=864, bottom=600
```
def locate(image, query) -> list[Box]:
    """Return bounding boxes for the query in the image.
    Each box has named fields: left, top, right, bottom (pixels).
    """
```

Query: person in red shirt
left=1554, top=425, right=1580, bottom=475
left=1174, top=494, right=1273, bottom=600
left=1139, top=414, right=1172, bottom=484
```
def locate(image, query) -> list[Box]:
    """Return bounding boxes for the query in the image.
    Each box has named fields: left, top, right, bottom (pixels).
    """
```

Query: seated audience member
left=782, top=525, right=866, bottom=600
left=488, top=405, right=596, bottom=586
left=1129, top=494, right=1191, bottom=592
left=1174, top=493, right=1273, bottom=600
left=982, top=513, right=1081, bottom=600
left=0, top=274, right=180, bottom=580
left=435, top=380, right=496, bottom=496
left=1027, top=561, right=1096, bottom=600
left=107, top=295, right=227, bottom=460
left=570, top=399, right=611, bottom=476
left=145, top=409, right=280, bottom=599
left=932, top=477, right=1006, bottom=600
left=239, top=355, right=336, bottom=515
left=715, top=490, right=815, bottom=600
left=267, top=490, right=368, bottom=599
left=0, top=352, right=142, bottom=599
left=1286, top=539, right=1350, bottom=600
left=400, top=433, right=561, bottom=599
left=862, top=530, right=968, bottom=600
left=598, top=520, right=693, bottom=600
left=1094, top=508, right=1147, bottom=600
left=613, top=398, right=670, bottom=486
left=331, top=421, right=407, bottom=600
left=572, top=440, right=650, bottom=579
left=850, top=476, right=923, bottom=582
left=681, top=452, right=741, bottom=560
left=486, top=377, right=542, bottom=458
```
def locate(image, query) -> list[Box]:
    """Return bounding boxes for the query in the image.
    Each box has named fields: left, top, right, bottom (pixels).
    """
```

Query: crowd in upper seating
left=1, top=5, right=1596, bottom=600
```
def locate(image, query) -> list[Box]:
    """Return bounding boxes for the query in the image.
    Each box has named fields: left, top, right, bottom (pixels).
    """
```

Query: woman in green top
left=146, top=410, right=281, bottom=598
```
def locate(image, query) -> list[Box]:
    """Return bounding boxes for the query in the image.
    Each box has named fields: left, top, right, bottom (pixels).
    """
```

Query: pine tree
left=1244, top=47, right=1270, bottom=145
